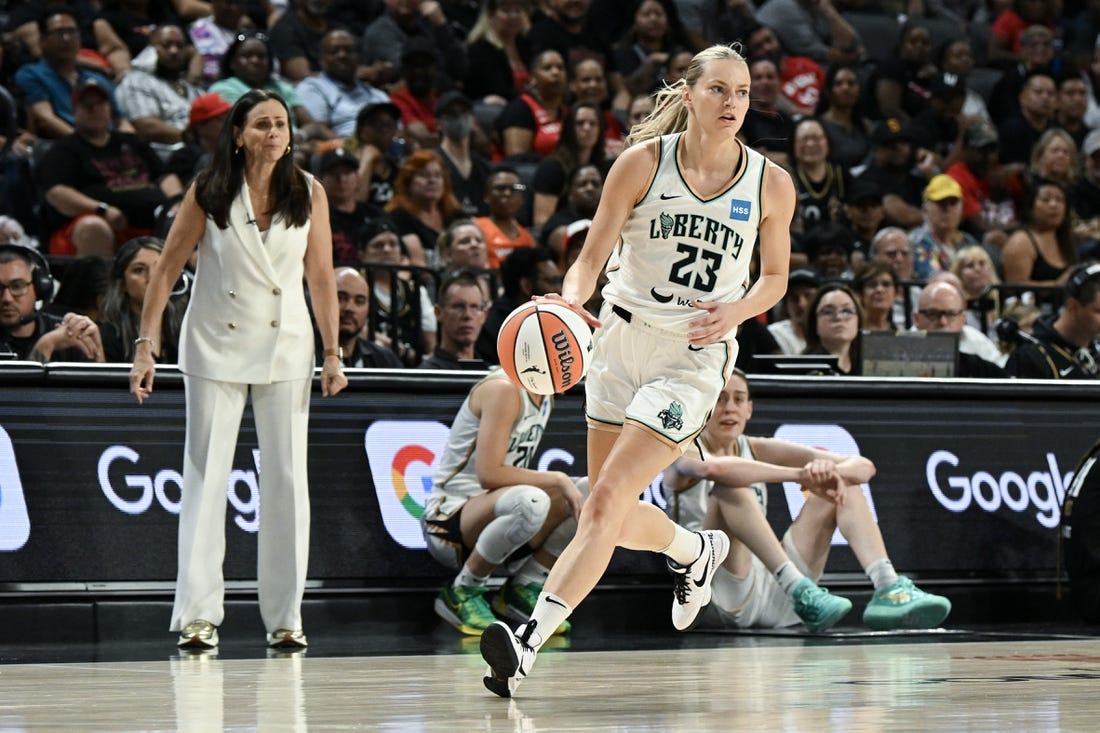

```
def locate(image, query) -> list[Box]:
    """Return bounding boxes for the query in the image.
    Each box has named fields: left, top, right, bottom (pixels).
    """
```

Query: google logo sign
left=365, top=421, right=451, bottom=549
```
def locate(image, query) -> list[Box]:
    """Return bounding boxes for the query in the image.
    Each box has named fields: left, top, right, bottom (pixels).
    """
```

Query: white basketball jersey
left=664, top=434, right=766, bottom=531
left=430, top=370, right=553, bottom=500
left=603, top=132, right=766, bottom=338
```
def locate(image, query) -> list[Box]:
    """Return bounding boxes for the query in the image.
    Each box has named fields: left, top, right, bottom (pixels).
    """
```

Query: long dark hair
left=553, top=101, right=607, bottom=176
left=803, top=282, right=864, bottom=369
left=101, top=237, right=184, bottom=361
left=195, top=89, right=310, bottom=230
left=1021, top=176, right=1077, bottom=269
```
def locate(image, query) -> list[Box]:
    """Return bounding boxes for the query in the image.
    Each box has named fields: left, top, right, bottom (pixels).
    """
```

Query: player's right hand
left=534, top=293, right=601, bottom=329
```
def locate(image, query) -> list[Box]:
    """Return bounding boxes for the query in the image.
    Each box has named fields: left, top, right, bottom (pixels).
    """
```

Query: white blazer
left=179, top=175, right=316, bottom=384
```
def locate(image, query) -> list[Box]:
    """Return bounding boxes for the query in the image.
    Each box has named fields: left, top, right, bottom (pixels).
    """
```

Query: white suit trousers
left=170, top=374, right=312, bottom=633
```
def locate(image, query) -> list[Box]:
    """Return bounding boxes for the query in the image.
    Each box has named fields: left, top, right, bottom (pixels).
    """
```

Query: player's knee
left=497, top=484, right=551, bottom=536
left=71, top=217, right=116, bottom=257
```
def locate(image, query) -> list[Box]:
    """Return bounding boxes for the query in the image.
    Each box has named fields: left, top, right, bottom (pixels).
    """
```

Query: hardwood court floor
left=3, top=633, right=1100, bottom=731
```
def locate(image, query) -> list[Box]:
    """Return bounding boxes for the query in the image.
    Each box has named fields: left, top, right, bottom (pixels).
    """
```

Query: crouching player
left=422, top=369, right=584, bottom=635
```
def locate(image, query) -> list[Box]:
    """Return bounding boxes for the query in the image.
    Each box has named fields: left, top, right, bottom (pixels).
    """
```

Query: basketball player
left=479, top=45, right=831, bottom=697
left=422, top=369, right=584, bottom=636
left=663, top=369, right=952, bottom=632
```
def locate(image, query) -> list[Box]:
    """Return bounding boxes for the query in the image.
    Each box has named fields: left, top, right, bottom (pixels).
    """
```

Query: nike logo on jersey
left=659, top=193, right=681, bottom=200
left=688, top=345, right=704, bottom=352
left=650, top=287, right=674, bottom=303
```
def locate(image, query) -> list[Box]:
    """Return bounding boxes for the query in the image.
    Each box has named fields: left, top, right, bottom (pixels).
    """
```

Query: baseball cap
left=189, top=92, right=232, bottom=127
left=871, top=117, right=911, bottom=145
left=845, top=179, right=883, bottom=206
left=72, top=77, right=111, bottom=105
left=788, top=268, right=820, bottom=287
left=357, top=101, right=401, bottom=126
left=930, top=72, right=965, bottom=98
left=923, top=174, right=963, bottom=202
left=435, top=89, right=472, bottom=118
left=319, top=147, right=359, bottom=174
left=401, top=36, right=437, bottom=66
left=964, top=121, right=999, bottom=149
left=1084, top=129, right=1100, bottom=158
left=357, top=216, right=399, bottom=248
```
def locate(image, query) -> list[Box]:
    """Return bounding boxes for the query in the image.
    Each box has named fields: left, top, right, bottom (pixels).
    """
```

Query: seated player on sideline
left=422, top=368, right=585, bottom=635
left=662, top=369, right=951, bottom=631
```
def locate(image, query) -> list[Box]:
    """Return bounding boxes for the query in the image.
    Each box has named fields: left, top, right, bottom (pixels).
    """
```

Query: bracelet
left=134, top=336, right=157, bottom=350
left=323, top=346, right=343, bottom=359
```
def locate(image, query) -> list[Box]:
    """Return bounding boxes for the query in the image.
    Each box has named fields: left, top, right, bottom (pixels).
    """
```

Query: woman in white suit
left=130, top=89, right=347, bottom=650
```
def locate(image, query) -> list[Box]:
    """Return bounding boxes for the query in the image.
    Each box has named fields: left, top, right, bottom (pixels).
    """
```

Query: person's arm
left=303, top=183, right=348, bottom=397
left=92, top=18, right=132, bottom=78
left=472, top=377, right=583, bottom=516
left=130, top=184, right=205, bottom=403
left=688, top=161, right=794, bottom=345
left=25, top=101, right=73, bottom=138
left=875, top=78, right=905, bottom=121
left=882, top=193, right=924, bottom=229
left=532, top=191, right=559, bottom=229
left=556, top=139, right=658, bottom=323
left=159, top=173, right=184, bottom=199
left=664, top=454, right=803, bottom=494
left=818, top=0, right=862, bottom=65
left=32, top=312, right=105, bottom=362
left=501, top=126, right=535, bottom=158
left=750, top=436, right=877, bottom=485
left=171, top=0, right=214, bottom=20
left=44, top=183, right=128, bottom=232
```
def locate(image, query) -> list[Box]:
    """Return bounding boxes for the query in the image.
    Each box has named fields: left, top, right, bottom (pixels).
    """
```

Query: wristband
left=96, top=202, right=109, bottom=217
left=134, top=336, right=157, bottom=350
left=323, top=347, right=343, bottom=359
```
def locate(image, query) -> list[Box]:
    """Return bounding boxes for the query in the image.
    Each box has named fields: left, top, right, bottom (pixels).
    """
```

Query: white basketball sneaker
left=480, top=620, right=540, bottom=698
left=668, top=530, right=730, bottom=631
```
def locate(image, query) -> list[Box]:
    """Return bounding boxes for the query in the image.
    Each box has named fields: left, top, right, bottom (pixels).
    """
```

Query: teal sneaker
left=434, top=585, right=497, bottom=635
left=491, top=581, right=572, bottom=635
left=792, top=577, right=853, bottom=632
left=863, top=576, right=951, bottom=631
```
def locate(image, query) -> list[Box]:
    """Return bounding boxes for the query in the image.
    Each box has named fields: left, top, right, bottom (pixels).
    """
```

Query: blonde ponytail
left=624, top=44, right=748, bottom=148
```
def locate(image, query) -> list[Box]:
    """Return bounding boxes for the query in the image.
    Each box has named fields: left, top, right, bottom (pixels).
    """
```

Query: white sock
left=660, top=526, right=704, bottom=567
left=453, top=566, right=489, bottom=589
left=527, top=591, right=572, bottom=650
left=512, top=557, right=551, bottom=587
left=865, top=558, right=898, bottom=591
left=774, top=561, right=807, bottom=597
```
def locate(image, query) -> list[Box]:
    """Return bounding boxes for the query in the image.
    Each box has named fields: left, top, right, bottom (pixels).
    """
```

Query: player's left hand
left=535, top=293, right=601, bottom=329
left=798, top=460, right=844, bottom=505
left=687, top=300, right=747, bottom=346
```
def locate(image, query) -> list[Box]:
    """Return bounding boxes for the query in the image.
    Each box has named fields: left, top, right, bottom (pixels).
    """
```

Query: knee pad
left=474, top=485, right=550, bottom=565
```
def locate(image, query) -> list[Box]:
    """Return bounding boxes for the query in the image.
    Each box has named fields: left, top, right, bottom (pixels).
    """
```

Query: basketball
left=497, top=301, right=592, bottom=395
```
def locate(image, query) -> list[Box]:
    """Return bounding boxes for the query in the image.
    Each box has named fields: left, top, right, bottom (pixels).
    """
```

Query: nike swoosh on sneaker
left=1060, top=366, right=1076, bottom=377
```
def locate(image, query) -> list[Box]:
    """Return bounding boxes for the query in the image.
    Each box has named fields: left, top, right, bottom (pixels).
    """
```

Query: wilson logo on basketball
left=550, top=329, right=576, bottom=388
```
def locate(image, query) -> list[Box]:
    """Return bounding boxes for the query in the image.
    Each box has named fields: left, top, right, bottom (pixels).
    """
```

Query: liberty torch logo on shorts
left=773, top=423, right=877, bottom=546
left=0, top=425, right=31, bottom=551
left=364, top=420, right=450, bottom=549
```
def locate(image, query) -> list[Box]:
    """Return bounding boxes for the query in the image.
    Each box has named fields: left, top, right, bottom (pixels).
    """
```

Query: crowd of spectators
left=1, top=0, right=1099, bottom=380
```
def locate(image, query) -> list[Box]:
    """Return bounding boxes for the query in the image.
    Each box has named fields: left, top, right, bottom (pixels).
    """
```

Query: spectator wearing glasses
left=15, top=7, right=126, bottom=140
left=477, top=166, right=535, bottom=269
left=855, top=262, right=900, bottom=332
left=209, top=30, right=319, bottom=131
left=910, top=174, right=979, bottom=281
left=803, top=282, right=863, bottom=375
left=870, top=227, right=918, bottom=328
left=421, top=270, right=490, bottom=370
left=1006, top=262, right=1100, bottom=379
left=0, top=243, right=103, bottom=362
left=912, top=279, right=1008, bottom=377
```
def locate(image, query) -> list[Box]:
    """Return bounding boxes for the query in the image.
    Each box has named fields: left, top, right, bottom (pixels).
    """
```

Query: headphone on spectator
left=1066, top=262, right=1100, bottom=303
left=0, top=242, right=54, bottom=305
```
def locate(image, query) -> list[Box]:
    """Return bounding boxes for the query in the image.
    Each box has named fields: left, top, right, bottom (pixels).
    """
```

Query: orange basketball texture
left=497, top=302, right=592, bottom=395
